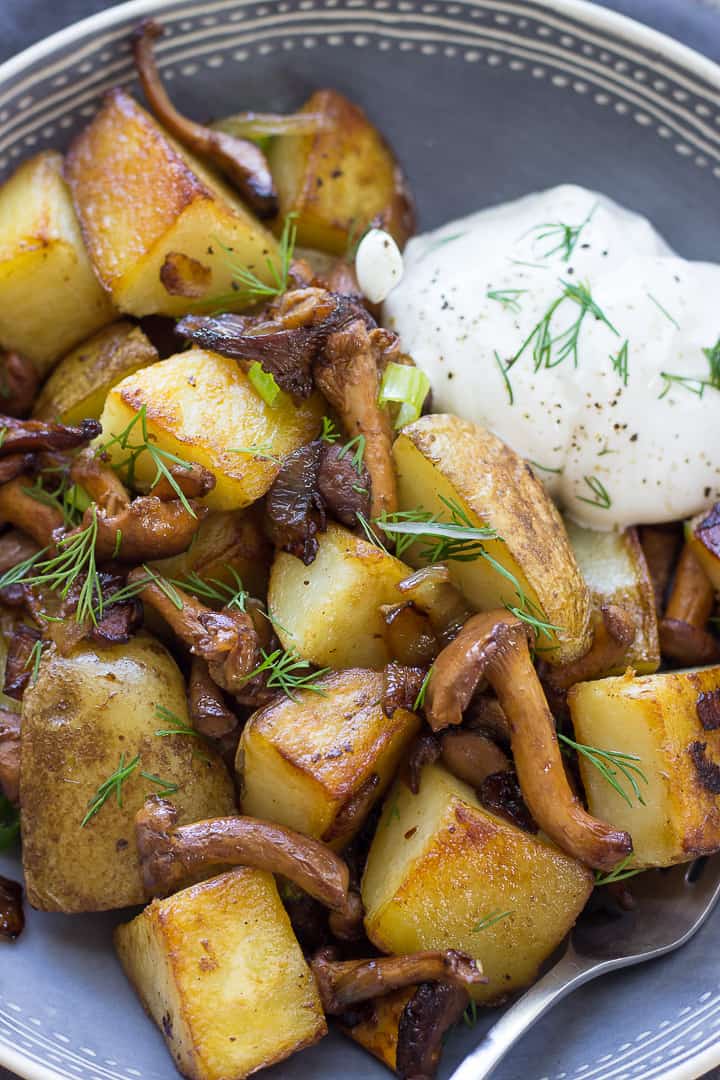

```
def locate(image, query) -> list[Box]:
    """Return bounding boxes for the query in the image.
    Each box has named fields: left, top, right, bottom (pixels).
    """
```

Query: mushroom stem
left=638, top=524, right=682, bottom=617
left=659, top=542, right=720, bottom=665
left=0, top=477, right=63, bottom=546
left=0, top=454, right=35, bottom=487
left=131, top=20, right=277, bottom=217
left=396, top=982, right=471, bottom=1080
left=426, top=611, right=632, bottom=871
left=0, top=416, right=100, bottom=456
left=135, top=797, right=355, bottom=917
left=0, top=350, right=40, bottom=418
left=542, top=604, right=635, bottom=692
left=188, top=656, right=239, bottom=739
left=439, top=729, right=510, bottom=788
left=311, top=947, right=484, bottom=1014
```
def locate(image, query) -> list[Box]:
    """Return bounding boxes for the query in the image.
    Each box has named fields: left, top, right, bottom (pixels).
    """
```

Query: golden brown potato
left=362, top=764, right=593, bottom=1003
left=238, top=669, right=420, bottom=848
left=340, top=988, right=415, bottom=1072
left=392, top=415, right=591, bottom=665
left=268, top=522, right=412, bottom=668
left=98, top=348, right=323, bottom=510
left=565, top=520, right=660, bottom=675
left=0, top=151, right=116, bottom=374
left=33, top=320, right=158, bottom=424
left=66, top=90, right=279, bottom=316
left=115, top=869, right=327, bottom=1080
left=568, top=666, right=720, bottom=868
left=267, top=89, right=414, bottom=255
left=20, top=633, right=235, bottom=912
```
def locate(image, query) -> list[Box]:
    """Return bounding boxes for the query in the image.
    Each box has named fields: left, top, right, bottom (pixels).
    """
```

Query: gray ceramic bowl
left=2, top=1, right=720, bottom=1078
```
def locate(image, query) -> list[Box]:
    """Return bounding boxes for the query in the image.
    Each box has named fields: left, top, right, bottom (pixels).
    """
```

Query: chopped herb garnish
left=140, top=771, right=179, bottom=797
left=239, top=649, right=330, bottom=702
left=419, top=231, right=466, bottom=260
left=375, top=497, right=498, bottom=561
left=0, top=547, right=47, bottom=592
left=659, top=336, right=720, bottom=400
left=487, top=288, right=527, bottom=314
left=155, top=704, right=200, bottom=738
left=413, top=667, right=433, bottom=711
left=356, top=511, right=390, bottom=554
left=247, top=362, right=282, bottom=408
left=594, top=854, right=644, bottom=886
left=378, top=362, right=431, bottom=429
left=463, top=1000, right=479, bottom=1028
left=525, top=204, right=597, bottom=263
left=320, top=416, right=341, bottom=443
left=0, top=427, right=6, bottom=448
left=168, top=567, right=247, bottom=612
left=23, top=508, right=102, bottom=625
left=21, top=473, right=91, bottom=530
left=507, top=279, right=618, bottom=373
left=648, top=292, right=680, bottom=330
left=81, top=752, right=140, bottom=827
left=577, top=475, right=612, bottom=510
left=97, top=405, right=196, bottom=516
left=472, top=909, right=512, bottom=933
left=231, top=441, right=281, bottom=464
left=112, top=528, right=123, bottom=559
left=558, top=733, right=648, bottom=808
left=337, top=434, right=366, bottom=474
left=528, top=460, right=563, bottom=474
left=610, top=339, right=630, bottom=386
left=494, top=350, right=514, bottom=405
left=210, top=212, right=298, bottom=308
left=24, top=638, right=46, bottom=687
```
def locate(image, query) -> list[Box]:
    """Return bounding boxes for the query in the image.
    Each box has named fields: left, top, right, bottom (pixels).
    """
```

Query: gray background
left=1, top=0, right=720, bottom=1078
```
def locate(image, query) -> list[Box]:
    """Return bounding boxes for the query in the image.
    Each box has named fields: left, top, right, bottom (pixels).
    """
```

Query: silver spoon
left=450, top=856, right=720, bottom=1080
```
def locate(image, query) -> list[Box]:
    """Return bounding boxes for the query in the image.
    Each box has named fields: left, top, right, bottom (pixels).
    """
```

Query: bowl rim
left=1, top=1, right=720, bottom=1079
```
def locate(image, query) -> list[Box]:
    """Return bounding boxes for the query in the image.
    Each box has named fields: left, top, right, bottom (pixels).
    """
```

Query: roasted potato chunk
left=340, top=988, right=415, bottom=1072
left=269, top=522, right=412, bottom=668
left=568, top=667, right=720, bottom=868
left=66, top=90, right=279, bottom=316
left=362, top=764, right=593, bottom=1003
left=268, top=89, right=414, bottom=255
left=393, top=415, right=591, bottom=664
left=0, top=151, right=116, bottom=374
left=115, top=869, right=326, bottom=1080
left=20, top=633, right=235, bottom=912
left=565, top=520, right=660, bottom=675
left=33, top=320, right=158, bottom=424
left=98, top=348, right=323, bottom=510
left=238, top=669, right=420, bottom=847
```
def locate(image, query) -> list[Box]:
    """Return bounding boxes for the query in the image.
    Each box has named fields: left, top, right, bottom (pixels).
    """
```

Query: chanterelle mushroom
left=0, top=350, right=40, bottom=418
left=0, top=416, right=100, bottom=456
left=541, top=603, right=635, bottom=693
left=425, top=610, right=632, bottom=871
left=131, top=20, right=277, bottom=217
left=396, top=982, right=470, bottom=1080
left=659, top=541, right=720, bottom=665
left=0, top=477, right=64, bottom=547
left=127, top=569, right=259, bottom=693
left=310, top=946, right=484, bottom=1014
left=135, top=797, right=359, bottom=924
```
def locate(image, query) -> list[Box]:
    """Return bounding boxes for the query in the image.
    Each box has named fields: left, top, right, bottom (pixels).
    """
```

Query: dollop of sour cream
left=383, top=184, right=720, bottom=529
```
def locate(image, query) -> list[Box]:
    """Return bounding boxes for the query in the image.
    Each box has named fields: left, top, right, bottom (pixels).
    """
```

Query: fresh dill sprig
left=231, top=442, right=282, bottom=464
left=419, top=231, right=466, bottom=261
left=239, top=649, right=331, bottom=702
left=23, top=508, right=102, bottom=625
left=375, top=497, right=498, bottom=562
left=494, top=351, right=514, bottom=405
left=140, top=771, right=179, bottom=797
left=558, top=733, right=648, bottom=808
left=24, top=638, right=46, bottom=687
left=594, top=854, right=644, bottom=886
left=321, top=416, right=341, bottom=443
left=0, top=427, right=7, bottom=448
left=648, top=293, right=680, bottom=330
left=81, top=752, right=140, bottom=827
left=337, top=433, right=366, bottom=474
left=472, top=909, right=512, bottom=933
left=155, top=704, right=200, bottom=738
left=0, top=794, right=19, bottom=851
left=356, top=512, right=390, bottom=554
left=525, top=204, right=597, bottom=263
left=211, top=212, right=298, bottom=308
left=0, top=547, right=47, bottom=592
left=97, top=406, right=196, bottom=516
left=463, top=1000, right=479, bottom=1028
left=610, top=339, right=630, bottom=387
left=577, top=475, right=612, bottom=510
left=528, top=460, right=563, bottom=475
left=98, top=565, right=184, bottom=621
left=169, top=567, right=247, bottom=612
left=413, top=667, right=433, bottom=711
left=21, top=471, right=91, bottom=530
left=659, top=336, right=720, bottom=400
left=487, top=288, right=527, bottom=314
left=505, top=597, right=563, bottom=640
left=507, top=279, right=618, bottom=373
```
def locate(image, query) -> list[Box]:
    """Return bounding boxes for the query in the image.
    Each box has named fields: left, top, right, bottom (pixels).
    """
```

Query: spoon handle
left=449, top=947, right=599, bottom=1080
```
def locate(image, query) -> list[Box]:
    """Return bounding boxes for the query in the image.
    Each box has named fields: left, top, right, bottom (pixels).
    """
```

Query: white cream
left=383, top=184, right=720, bottom=529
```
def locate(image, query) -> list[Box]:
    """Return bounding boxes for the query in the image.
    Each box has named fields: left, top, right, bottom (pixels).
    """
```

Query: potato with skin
left=66, top=89, right=279, bottom=317
left=568, top=666, right=720, bottom=868
left=20, top=633, right=235, bottom=912
left=238, top=669, right=420, bottom=848
left=269, top=522, right=413, bottom=668
left=362, top=764, right=593, bottom=1004
left=33, top=321, right=158, bottom=424
left=392, top=415, right=591, bottom=665
left=565, top=519, right=660, bottom=675
left=98, top=348, right=324, bottom=511
left=115, top=869, right=327, bottom=1080
left=268, top=89, right=414, bottom=256
left=0, top=151, right=116, bottom=374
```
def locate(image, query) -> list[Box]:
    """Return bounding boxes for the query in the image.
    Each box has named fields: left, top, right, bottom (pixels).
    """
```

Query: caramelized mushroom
left=265, top=441, right=325, bottom=564
left=127, top=569, right=259, bottom=693
left=131, top=20, right=277, bottom=217
left=425, top=611, right=632, bottom=871
left=0, top=530, right=39, bottom=575
left=638, top=523, right=682, bottom=616
left=144, top=461, right=216, bottom=501
left=382, top=661, right=426, bottom=718
left=0, top=708, right=20, bottom=805
left=382, top=603, right=438, bottom=667
left=439, top=728, right=510, bottom=787
left=0, top=876, right=23, bottom=942
left=396, top=982, right=471, bottom=1080
left=659, top=542, right=720, bottom=665
left=407, top=732, right=441, bottom=794
left=0, top=350, right=40, bottom=418
left=135, top=797, right=358, bottom=922
left=311, top=946, right=483, bottom=1014
left=398, top=565, right=473, bottom=645
left=0, top=453, right=35, bottom=487
left=542, top=604, right=635, bottom=693
left=317, top=441, right=371, bottom=528
left=3, top=623, right=42, bottom=700
left=0, top=476, right=64, bottom=546
left=478, top=770, right=537, bottom=833
left=0, top=416, right=100, bottom=456
left=188, top=656, right=239, bottom=740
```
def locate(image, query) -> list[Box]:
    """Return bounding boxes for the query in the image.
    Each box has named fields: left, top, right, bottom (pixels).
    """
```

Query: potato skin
left=268, top=522, right=412, bottom=668
left=268, top=89, right=414, bottom=255
left=393, top=414, right=591, bottom=664
left=66, top=90, right=279, bottom=317
left=569, top=666, right=720, bottom=868
left=115, top=869, right=327, bottom=1080
left=0, top=151, right=116, bottom=373
left=20, top=633, right=235, bottom=912
left=362, top=764, right=593, bottom=1003
left=33, top=320, right=158, bottom=424
left=98, top=348, right=323, bottom=511
left=238, top=669, right=420, bottom=847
